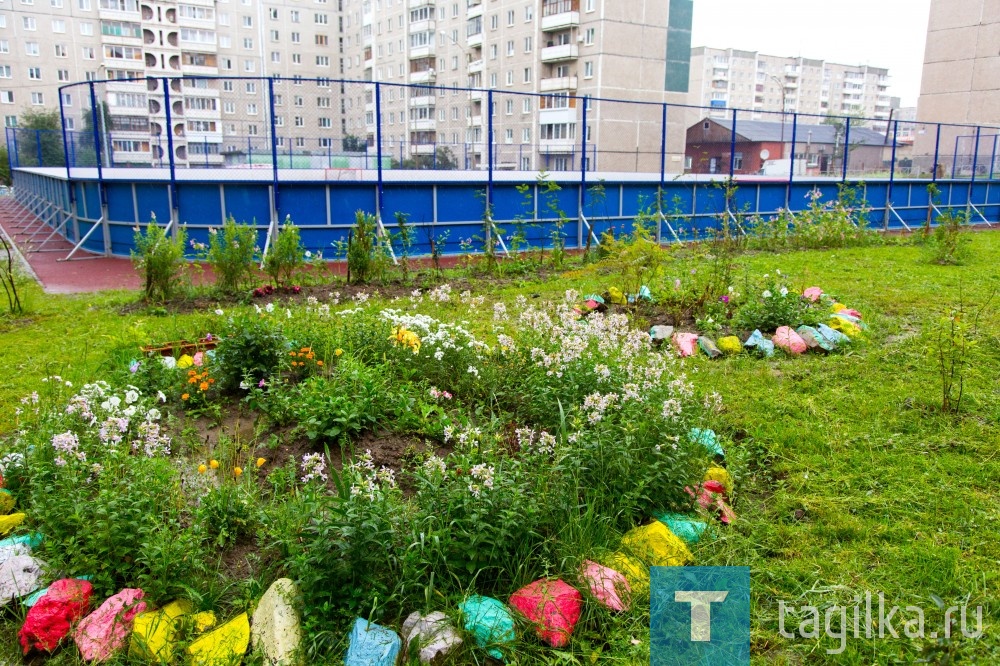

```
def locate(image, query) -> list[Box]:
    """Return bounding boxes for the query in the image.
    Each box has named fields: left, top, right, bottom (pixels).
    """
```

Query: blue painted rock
left=345, top=618, right=400, bottom=666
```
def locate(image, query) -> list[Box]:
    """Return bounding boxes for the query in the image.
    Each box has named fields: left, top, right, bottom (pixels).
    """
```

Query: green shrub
left=197, top=482, right=259, bottom=548
left=346, top=210, right=376, bottom=284
left=733, top=274, right=822, bottom=332
left=213, top=313, right=287, bottom=390
left=290, top=359, right=390, bottom=444
left=131, top=215, right=187, bottom=302
left=927, top=208, right=972, bottom=265
left=263, top=218, right=305, bottom=288
left=206, top=216, right=260, bottom=294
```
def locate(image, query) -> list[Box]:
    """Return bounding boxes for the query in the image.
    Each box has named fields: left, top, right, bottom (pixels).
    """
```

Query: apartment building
left=689, top=46, right=892, bottom=127
left=0, top=0, right=694, bottom=171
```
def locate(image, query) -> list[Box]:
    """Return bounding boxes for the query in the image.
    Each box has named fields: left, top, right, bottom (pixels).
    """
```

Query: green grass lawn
left=0, top=234, right=997, bottom=664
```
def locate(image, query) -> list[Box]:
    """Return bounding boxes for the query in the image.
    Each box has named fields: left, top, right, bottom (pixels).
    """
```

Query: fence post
left=35, top=130, right=43, bottom=167
left=162, top=78, right=179, bottom=225
left=658, top=102, right=667, bottom=243
left=578, top=94, right=588, bottom=249
left=267, top=76, right=280, bottom=220
left=970, top=125, right=981, bottom=186
left=787, top=113, right=797, bottom=208
left=990, top=134, right=998, bottom=180
left=87, top=81, right=109, bottom=255
left=932, top=124, right=941, bottom=181
left=841, top=117, right=851, bottom=182
left=10, top=126, right=19, bottom=168
left=885, top=119, right=899, bottom=230
left=486, top=89, right=494, bottom=231
left=951, top=135, right=959, bottom=178
left=374, top=82, right=385, bottom=223
left=728, top=108, right=737, bottom=179
left=58, top=86, right=72, bottom=177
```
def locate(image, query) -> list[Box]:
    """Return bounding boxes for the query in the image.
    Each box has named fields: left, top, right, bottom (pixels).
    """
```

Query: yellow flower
left=209, top=459, right=219, bottom=469
left=197, top=464, right=207, bottom=474
left=234, top=466, right=243, bottom=477
left=334, top=348, right=343, bottom=357
left=256, top=457, right=266, bottom=468
left=177, top=354, right=194, bottom=369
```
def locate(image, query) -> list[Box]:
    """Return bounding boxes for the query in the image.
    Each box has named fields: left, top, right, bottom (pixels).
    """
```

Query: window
left=489, top=72, right=497, bottom=87
left=540, top=123, right=575, bottom=140
left=4, top=115, right=16, bottom=127
left=316, top=55, right=329, bottom=66
left=0, top=91, right=12, bottom=103
left=31, top=92, right=44, bottom=105
left=78, top=0, right=90, bottom=8
left=524, top=36, right=532, bottom=52
left=105, top=45, right=143, bottom=60
left=222, top=81, right=233, bottom=91
left=506, top=9, right=514, bottom=25
left=178, top=4, right=214, bottom=19
left=269, top=7, right=278, bottom=19
left=506, top=40, right=514, bottom=56
left=52, top=19, right=65, bottom=32
left=291, top=53, right=301, bottom=64
left=505, top=128, right=513, bottom=143
left=61, top=92, right=72, bottom=106
left=294, top=96, right=303, bottom=107
left=242, top=15, right=252, bottom=27
left=584, top=61, right=593, bottom=78
left=314, top=12, right=327, bottom=24
left=0, top=66, right=9, bottom=78
left=584, top=28, right=595, bottom=45
left=57, top=69, right=69, bottom=81
left=112, top=139, right=149, bottom=152
left=54, top=44, right=68, bottom=57
left=290, top=31, right=301, bottom=43
left=295, top=136, right=304, bottom=147
left=51, top=0, right=63, bottom=6
left=505, top=99, right=513, bottom=115
left=246, top=103, right=257, bottom=114
left=219, top=35, right=231, bottom=47
left=245, top=81, right=256, bottom=93
left=271, top=51, right=280, bottom=63
left=218, top=12, right=230, bottom=25
left=242, top=37, right=253, bottom=49
left=316, top=96, right=330, bottom=107
left=0, top=41, right=7, bottom=54
left=294, top=116, right=303, bottom=127
left=523, top=67, right=531, bottom=83
left=585, top=0, right=594, bottom=10
left=505, top=71, right=513, bottom=85
left=489, top=14, right=497, bottom=29
left=80, top=22, right=94, bottom=36
left=315, top=34, right=327, bottom=45
left=0, top=16, right=5, bottom=28
left=490, top=44, right=497, bottom=60
left=25, top=42, right=39, bottom=56
left=82, top=47, right=95, bottom=59
left=318, top=117, right=331, bottom=128
left=522, top=127, right=531, bottom=143
left=28, top=67, right=41, bottom=80
left=181, top=28, right=216, bottom=44
left=103, top=20, right=142, bottom=37
left=289, top=10, right=299, bottom=22
left=243, top=59, right=255, bottom=72
left=222, top=101, right=235, bottom=113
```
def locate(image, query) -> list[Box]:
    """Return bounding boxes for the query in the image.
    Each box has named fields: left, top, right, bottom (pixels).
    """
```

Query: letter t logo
left=675, top=591, right=729, bottom=642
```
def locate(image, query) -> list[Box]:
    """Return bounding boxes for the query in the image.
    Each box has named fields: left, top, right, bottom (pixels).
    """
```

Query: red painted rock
left=509, top=579, right=582, bottom=648
left=580, top=560, right=631, bottom=612
left=20, top=578, right=93, bottom=654
left=687, top=480, right=737, bottom=525
left=772, top=326, right=807, bottom=355
left=74, top=588, right=147, bottom=662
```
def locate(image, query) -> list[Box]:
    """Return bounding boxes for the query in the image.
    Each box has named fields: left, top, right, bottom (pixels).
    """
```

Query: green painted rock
left=654, top=512, right=708, bottom=544
left=698, top=337, right=722, bottom=359
left=458, top=595, right=515, bottom=661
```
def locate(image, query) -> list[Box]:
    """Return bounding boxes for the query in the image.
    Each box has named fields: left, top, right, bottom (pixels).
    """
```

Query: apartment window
left=178, top=4, right=214, bottom=19
left=218, top=58, right=231, bottom=71
left=80, top=22, right=94, bottom=36
left=290, top=10, right=299, bottom=22
left=314, top=12, right=328, bottom=24
left=61, top=92, right=72, bottom=106
left=245, top=81, right=256, bottom=93
left=247, top=125, right=258, bottom=136
left=218, top=12, right=230, bottom=26
left=294, top=116, right=303, bottom=127
left=318, top=117, right=331, bottom=128
left=270, top=51, right=280, bottom=63
left=57, top=69, right=69, bottom=81
left=451, top=55, right=458, bottom=70
left=504, top=128, right=513, bottom=144
left=222, top=81, right=233, bottom=92
left=222, top=101, right=235, bottom=113
left=506, top=71, right=512, bottom=85
left=316, top=55, right=330, bottom=66
left=490, top=44, right=497, bottom=60
left=219, top=35, right=231, bottom=47
left=0, top=41, right=7, bottom=54
left=82, top=47, right=96, bottom=59
left=4, top=115, right=16, bottom=127
left=54, top=44, right=68, bottom=58
left=585, top=0, right=594, bottom=10
left=242, top=15, right=252, bottom=27
left=524, top=36, right=532, bottom=53
left=52, top=19, right=65, bottom=32
left=584, top=28, right=595, bottom=45
left=523, top=68, right=531, bottom=83
left=505, top=99, right=513, bottom=115
left=294, top=96, right=303, bottom=106
left=317, top=96, right=331, bottom=108
left=269, top=7, right=278, bottom=19
left=31, top=92, right=43, bottom=105
left=584, top=61, right=593, bottom=78
left=315, top=34, right=328, bottom=45
left=0, top=16, right=5, bottom=28
left=522, top=127, right=531, bottom=143
left=25, top=42, right=40, bottom=56
left=0, top=66, right=9, bottom=78
left=246, top=103, right=257, bottom=114
left=78, top=0, right=90, bottom=8
left=243, top=60, right=255, bottom=72
left=28, top=67, right=41, bottom=80
left=51, top=0, right=63, bottom=6
left=0, top=91, right=12, bottom=104
left=292, top=53, right=301, bottom=64
left=525, top=5, right=533, bottom=21
left=489, top=73, right=497, bottom=87
left=291, top=32, right=301, bottom=43
left=274, top=116, right=283, bottom=127
left=295, top=136, right=304, bottom=147
left=242, top=37, right=253, bottom=49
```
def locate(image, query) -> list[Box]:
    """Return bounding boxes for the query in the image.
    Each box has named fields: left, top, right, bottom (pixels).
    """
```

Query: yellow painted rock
left=830, top=302, right=846, bottom=313
left=191, top=611, right=217, bottom=635
left=828, top=316, right=861, bottom=338
left=717, top=336, right=743, bottom=355
left=0, top=513, right=26, bottom=536
left=0, top=491, right=15, bottom=515
left=704, top=466, right=733, bottom=494
left=186, top=612, right=250, bottom=666
left=129, top=599, right=193, bottom=663
left=604, top=552, right=649, bottom=594
left=606, top=287, right=627, bottom=306
left=621, top=522, right=693, bottom=567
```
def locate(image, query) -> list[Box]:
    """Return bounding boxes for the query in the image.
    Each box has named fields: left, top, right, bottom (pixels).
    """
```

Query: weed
left=131, top=214, right=187, bottom=303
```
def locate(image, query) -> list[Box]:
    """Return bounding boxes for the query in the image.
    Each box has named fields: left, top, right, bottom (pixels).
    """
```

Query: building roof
left=693, top=118, right=891, bottom=146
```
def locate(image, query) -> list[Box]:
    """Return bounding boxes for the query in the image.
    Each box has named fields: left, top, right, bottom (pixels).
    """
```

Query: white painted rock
left=0, top=555, right=44, bottom=606
left=401, top=611, right=462, bottom=664
left=251, top=578, right=302, bottom=666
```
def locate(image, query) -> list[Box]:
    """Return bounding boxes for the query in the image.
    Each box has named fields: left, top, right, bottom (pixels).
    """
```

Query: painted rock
left=672, top=332, right=699, bottom=357
left=796, top=325, right=832, bottom=351
left=689, top=428, right=724, bottom=458
left=190, top=611, right=217, bottom=635
left=186, top=612, right=250, bottom=666
left=129, top=599, right=193, bottom=663
left=653, top=512, right=708, bottom=545
left=621, top=522, right=693, bottom=567
left=24, top=576, right=91, bottom=609
left=828, top=316, right=862, bottom=338
left=649, top=325, right=674, bottom=345
left=344, top=617, right=400, bottom=666
left=637, top=285, right=653, bottom=301
left=772, top=326, right=807, bottom=354
left=687, top=480, right=737, bottom=525
left=583, top=294, right=605, bottom=304
left=0, top=512, right=26, bottom=536
left=74, top=588, right=147, bottom=662
left=704, top=466, right=733, bottom=494
left=509, top=579, right=582, bottom=648
left=604, top=552, right=649, bottom=594
left=717, top=336, right=743, bottom=355
left=0, top=489, right=14, bottom=514
left=400, top=611, right=462, bottom=664
left=698, top=337, right=723, bottom=359
left=744, top=329, right=774, bottom=357
left=0, top=554, right=44, bottom=606
left=19, top=578, right=93, bottom=654
left=458, top=595, right=515, bottom=661
left=580, top=560, right=631, bottom=612
left=803, top=286, right=823, bottom=302
left=251, top=578, right=302, bottom=666
left=831, top=311, right=862, bottom=325
left=816, top=323, right=850, bottom=346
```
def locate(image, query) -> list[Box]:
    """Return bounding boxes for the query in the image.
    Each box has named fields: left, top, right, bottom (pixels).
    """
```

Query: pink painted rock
left=838, top=308, right=862, bottom=320
left=803, top=287, right=823, bottom=302
left=20, top=578, right=93, bottom=654
left=687, top=480, right=737, bottom=525
left=580, top=561, right=631, bottom=612
left=772, top=326, right=807, bottom=355
left=672, top=332, right=699, bottom=358
left=74, top=588, right=147, bottom=662
left=509, top=579, right=582, bottom=648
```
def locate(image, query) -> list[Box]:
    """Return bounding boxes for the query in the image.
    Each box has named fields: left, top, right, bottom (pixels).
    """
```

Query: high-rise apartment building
left=688, top=46, right=892, bottom=126
left=0, top=0, right=694, bottom=172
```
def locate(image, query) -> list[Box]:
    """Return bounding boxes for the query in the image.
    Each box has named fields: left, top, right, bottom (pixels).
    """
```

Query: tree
left=17, top=108, right=65, bottom=167
left=0, top=145, right=11, bottom=186
left=342, top=134, right=367, bottom=152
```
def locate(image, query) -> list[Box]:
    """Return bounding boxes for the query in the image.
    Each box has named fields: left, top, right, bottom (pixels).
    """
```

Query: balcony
left=784, top=67, right=800, bottom=78
left=540, top=43, right=578, bottom=63
left=410, top=143, right=436, bottom=155
left=783, top=81, right=798, bottom=89
left=539, top=138, right=576, bottom=153
left=711, top=71, right=728, bottom=82
left=409, top=94, right=435, bottom=107
left=408, top=0, right=434, bottom=7
left=466, top=1, right=483, bottom=18
left=409, top=69, right=436, bottom=84
left=539, top=75, right=577, bottom=92
left=468, top=59, right=483, bottom=73
left=468, top=114, right=482, bottom=127
left=409, top=19, right=435, bottom=34
left=409, top=43, right=435, bottom=59
left=541, top=10, right=579, bottom=32
left=411, top=118, right=435, bottom=131
left=467, top=32, right=483, bottom=48
left=468, top=88, right=484, bottom=100
left=539, top=107, right=575, bottom=125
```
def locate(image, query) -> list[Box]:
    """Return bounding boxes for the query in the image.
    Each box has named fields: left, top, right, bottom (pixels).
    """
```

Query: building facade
left=688, top=46, right=892, bottom=127
left=0, top=0, right=694, bottom=171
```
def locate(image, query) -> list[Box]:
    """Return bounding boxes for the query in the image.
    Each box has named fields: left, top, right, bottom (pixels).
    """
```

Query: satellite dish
left=759, top=148, right=770, bottom=160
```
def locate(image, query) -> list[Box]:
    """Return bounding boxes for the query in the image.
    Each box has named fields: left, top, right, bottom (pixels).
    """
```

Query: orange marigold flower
left=289, top=351, right=297, bottom=357
left=188, top=370, right=197, bottom=377
left=188, top=377, right=197, bottom=384
left=209, top=459, right=219, bottom=469
left=255, top=457, right=266, bottom=468
left=316, top=360, right=324, bottom=367
left=208, top=378, right=215, bottom=384
left=182, top=393, right=190, bottom=400
left=199, top=381, right=209, bottom=391
left=197, top=464, right=207, bottom=474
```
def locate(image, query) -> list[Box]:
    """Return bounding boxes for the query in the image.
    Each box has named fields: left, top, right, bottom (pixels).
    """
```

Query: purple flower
left=719, top=295, right=730, bottom=304
left=129, top=360, right=140, bottom=374
left=258, top=379, right=266, bottom=388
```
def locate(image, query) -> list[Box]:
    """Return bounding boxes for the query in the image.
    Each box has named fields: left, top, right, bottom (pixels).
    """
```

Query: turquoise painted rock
left=744, top=329, right=775, bottom=357
left=816, top=323, right=850, bottom=347
left=654, top=512, right=709, bottom=544
left=796, top=325, right=833, bottom=352
left=698, top=337, right=722, bottom=359
left=689, top=428, right=724, bottom=458
left=345, top=618, right=400, bottom=666
left=458, top=595, right=515, bottom=661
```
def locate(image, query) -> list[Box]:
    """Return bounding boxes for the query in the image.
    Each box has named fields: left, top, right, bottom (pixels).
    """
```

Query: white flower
left=239, top=380, right=250, bottom=389
left=161, top=356, right=177, bottom=370
left=779, top=287, right=789, bottom=297
left=265, top=302, right=275, bottom=313
left=156, top=390, right=167, bottom=403
left=467, top=366, right=479, bottom=377
left=214, top=309, right=224, bottom=316
left=762, top=290, right=772, bottom=299
left=125, top=390, right=139, bottom=405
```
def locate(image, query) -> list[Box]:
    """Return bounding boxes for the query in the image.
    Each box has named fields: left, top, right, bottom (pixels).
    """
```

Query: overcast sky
left=691, top=0, right=932, bottom=106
